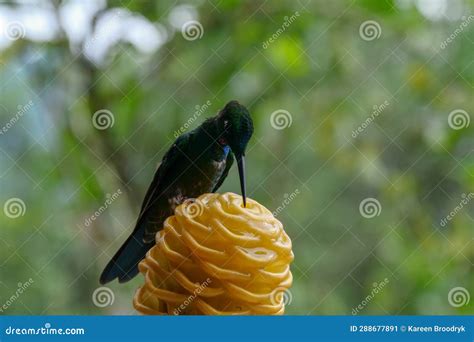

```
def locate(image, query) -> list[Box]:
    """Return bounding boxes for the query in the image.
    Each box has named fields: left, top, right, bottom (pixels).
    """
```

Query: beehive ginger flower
left=133, top=192, right=294, bottom=315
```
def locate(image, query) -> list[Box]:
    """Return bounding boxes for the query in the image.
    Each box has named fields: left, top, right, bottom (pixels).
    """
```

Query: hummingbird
left=100, top=100, right=254, bottom=284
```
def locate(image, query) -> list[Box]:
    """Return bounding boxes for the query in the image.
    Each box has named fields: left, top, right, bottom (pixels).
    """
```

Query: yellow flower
left=133, top=192, right=294, bottom=315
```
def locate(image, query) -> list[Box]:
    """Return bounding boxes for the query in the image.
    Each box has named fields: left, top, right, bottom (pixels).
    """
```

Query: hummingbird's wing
left=212, top=150, right=234, bottom=192
left=136, top=133, right=190, bottom=241
left=99, top=134, right=191, bottom=284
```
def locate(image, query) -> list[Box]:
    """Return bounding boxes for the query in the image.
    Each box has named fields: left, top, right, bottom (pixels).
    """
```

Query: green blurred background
left=0, top=0, right=473, bottom=315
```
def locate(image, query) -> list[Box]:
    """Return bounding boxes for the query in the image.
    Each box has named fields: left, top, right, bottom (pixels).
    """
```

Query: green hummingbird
left=100, top=100, right=254, bottom=284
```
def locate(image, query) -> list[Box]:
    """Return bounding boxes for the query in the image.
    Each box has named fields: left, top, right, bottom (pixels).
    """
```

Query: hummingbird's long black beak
left=236, top=153, right=247, bottom=207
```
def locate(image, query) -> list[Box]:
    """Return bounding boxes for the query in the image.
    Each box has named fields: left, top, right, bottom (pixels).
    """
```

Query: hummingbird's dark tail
left=99, top=228, right=153, bottom=285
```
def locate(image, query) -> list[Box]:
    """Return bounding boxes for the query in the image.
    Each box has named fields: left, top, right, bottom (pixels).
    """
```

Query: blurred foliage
left=0, top=0, right=473, bottom=315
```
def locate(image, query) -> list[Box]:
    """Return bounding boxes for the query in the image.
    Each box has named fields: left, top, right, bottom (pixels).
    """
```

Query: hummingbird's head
left=217, top=100, right=254, bottom=207
left=218, top=100, right=254, bottom=155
